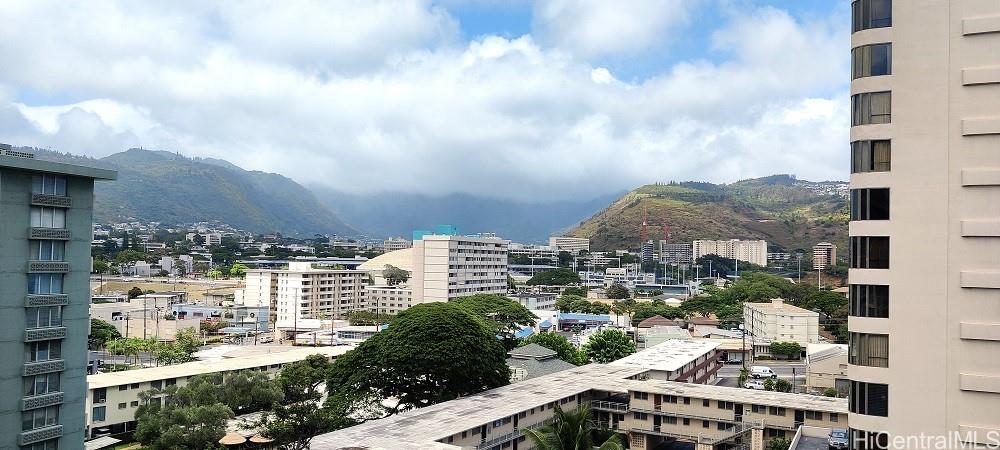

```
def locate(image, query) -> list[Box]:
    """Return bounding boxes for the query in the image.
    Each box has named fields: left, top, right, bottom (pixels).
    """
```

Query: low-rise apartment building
left=609, top=339, right=721, bottom=384
left=743, top=299, right=819, bottom=346
left=509, top=292, right=557, bottom=311
left=548, top=236, right=589, bottom=254
left=85, top=346, right=351, bottom=439
left=692, top=239, right=768, bottom=267
left=241, top=262, right=367, bottom=331
left=804, top=343, right=848, bottom=395
left=312, top=363, right=847, bottom=450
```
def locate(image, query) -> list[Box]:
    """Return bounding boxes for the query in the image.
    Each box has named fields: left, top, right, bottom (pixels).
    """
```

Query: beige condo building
left=849, top=0, right=1000, bottom=447
left=411, top=234, right=508, bottom=304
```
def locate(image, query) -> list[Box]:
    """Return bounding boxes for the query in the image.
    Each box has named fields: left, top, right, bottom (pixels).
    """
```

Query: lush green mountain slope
left=31, top=148, right=355, bottom=236
left=566, top=175, right=848, bottom=253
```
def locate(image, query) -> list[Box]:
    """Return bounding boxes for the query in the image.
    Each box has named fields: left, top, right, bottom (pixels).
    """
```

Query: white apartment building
left=691, top=239, right=768, bottom=267
left=266, top=262, right=368, bottom=329
left=743, top=299, right=819, bottom=346
left=548, top=236, right=590, bottom=254
left=848, top=1, right=1000, bottom=446
left=382, top=237, right=412, bottom=252
left=365, top=285, right=414, bottom=315
left=811, top=242, right=837, bottom=271
left=411, top=234, right=508, bottom=304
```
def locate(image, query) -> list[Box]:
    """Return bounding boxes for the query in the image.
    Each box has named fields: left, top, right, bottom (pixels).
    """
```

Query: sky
left=0, top=0, right=851, bottom=202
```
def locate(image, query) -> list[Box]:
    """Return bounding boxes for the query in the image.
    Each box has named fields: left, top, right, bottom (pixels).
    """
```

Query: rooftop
left=610, top=339, right=719, bottom=372
left=88, top=346, right=351, bottom=389
left=507, top=343, right=557, bottom=359
left=310, top=365, right=647, bottom=449
left=0, top=148, right=117, bottom=180
left=745, top=299, right=818, bottom=316
left=620, top=378, right=848, bottom=413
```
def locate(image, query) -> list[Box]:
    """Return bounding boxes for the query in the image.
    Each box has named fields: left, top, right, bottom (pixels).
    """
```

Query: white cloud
left=0, top=1, right=849, bottom=202
left=532, top=0, right=700, bottom=58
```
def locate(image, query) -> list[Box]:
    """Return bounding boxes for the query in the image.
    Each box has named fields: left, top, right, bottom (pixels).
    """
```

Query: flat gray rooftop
left=0, top=153, right=116, bottom=179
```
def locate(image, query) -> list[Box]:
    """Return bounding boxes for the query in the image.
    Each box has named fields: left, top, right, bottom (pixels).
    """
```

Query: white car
left=743, top=379, right=766, bottom=390
left=750, top=366, right=778, bottom=379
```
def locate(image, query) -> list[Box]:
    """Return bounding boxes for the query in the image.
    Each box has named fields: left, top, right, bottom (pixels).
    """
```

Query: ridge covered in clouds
left=0, top=0, right=849, bottom=202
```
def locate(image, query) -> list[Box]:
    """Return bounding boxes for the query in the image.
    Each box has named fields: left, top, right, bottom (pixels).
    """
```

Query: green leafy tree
left=805, top=290, right=849, bottom=319
left=128, top=286, right=144, bottom=299
left=327, top=303, right=509, bottom=418
left=766, top=438, right=793, bottom=450
left=774, top=379, right=792, bottom=393
left=229, top=262, right=248, bottom=278
left=763, top=377, right=776, bottom=391
left=562, top=286, right=588, bottom=297
left=258, top=355, right=349, bottom=449
left=527, top=268, right=582, bottom=286
left=737, top=367, right=749, bottom=387
left=520, top=333, right=584, bottom=365
left=450, top=294, right=537, bottom=350
left=88, top=319, right=121, bottom=350
left=92, top=259, right=110, bottom=275
left=823, top=388, right=839, bottom=397
left=582, top=329, right=636, bottom=364
left=523, top=405, right=623, bottom=450
left=557, top=251, right=574, bottom=268
left=382, top=264, right=410, bottom=286
left=605, top=283, right=630, bottom=300
left=346, top=310, right=394, bottom=326
left=206, top=269, right=223, bottom=279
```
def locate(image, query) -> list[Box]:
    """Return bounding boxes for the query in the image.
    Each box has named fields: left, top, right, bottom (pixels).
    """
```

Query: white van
left=750, top=366, right=777, bottom=379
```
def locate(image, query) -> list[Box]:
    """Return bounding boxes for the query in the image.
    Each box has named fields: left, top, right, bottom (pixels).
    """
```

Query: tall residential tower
left=848, top=0, right=1000, bottom=447
left=0, top=146, right=115, bottom=450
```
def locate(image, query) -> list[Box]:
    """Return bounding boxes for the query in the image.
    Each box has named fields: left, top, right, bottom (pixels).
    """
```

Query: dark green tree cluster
left=527, top=268, right=582, bottom=286
left=582, top=329, right=635, bottom=363
left=450, top=294, right=537, bottom=350
left=88, top=319, right=121, bottom=350
left=345, top=310, right=394, bottom=326
left=555, top=295, right=611, bottom=315
left=629, top=302, right=685, bottom=326
left=769, top=341, right=802, bottom=359
left=327, top=302, right=510, bottom=418
left=519, top=332, right=585, bottom=365
left=604, top=283, right=630, bottom=299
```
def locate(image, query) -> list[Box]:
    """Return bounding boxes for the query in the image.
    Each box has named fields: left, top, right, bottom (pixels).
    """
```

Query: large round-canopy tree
left=327, top=302, right=510, bottom=418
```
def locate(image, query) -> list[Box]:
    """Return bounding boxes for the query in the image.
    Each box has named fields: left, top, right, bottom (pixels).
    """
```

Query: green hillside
left=566, top=175, right=848, bottom=253
left=30, top=148, right=356, bottom=236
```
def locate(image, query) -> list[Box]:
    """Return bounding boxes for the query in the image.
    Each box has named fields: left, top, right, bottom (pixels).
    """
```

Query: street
left=715, top=361, right=806, bottom=388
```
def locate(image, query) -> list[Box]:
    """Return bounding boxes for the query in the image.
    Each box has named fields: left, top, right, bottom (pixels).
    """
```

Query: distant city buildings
left=382, top=236, right=411, bottom=252
left=658, top=241, right=692, bottom=265
left=0, top=146, right=116, bottom=449
left=548, top=236, right=590, bottom=254
left=242, top=262, right=366, bottom=332
left=811, top=242, right=837, bottom=270
left=692, top=239, right=768, bottom=267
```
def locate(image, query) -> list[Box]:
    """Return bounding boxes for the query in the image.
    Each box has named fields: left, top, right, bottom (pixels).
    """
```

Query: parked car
left=828, top=428, right=849, bottom=450
left=743, top=379, right=765, bottom=390
left=750, top=366, right=777, bottom=379
left=258, top=336, right=274, bottom=344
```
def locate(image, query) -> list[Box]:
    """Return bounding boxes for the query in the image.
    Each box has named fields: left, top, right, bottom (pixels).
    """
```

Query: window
left=633, top=412, right=648, bottom=420
left=702, top=399, right=709, bottom=407
left=702, top=420, right=710, bottom=428
left=850, top=237, right=889, bottom=269
left=852, top=0, right=891, bottom=32
left=130, top=383, right=140, bottom=389
left=769, top=407, right=786, bottom=416
left=29, top=207, right=66, bottom=229
left=850, top=382, right=888, bottom=416
left=683, top=418, right=690, bottom=426
left=118, top=385, right=127, bottom=391
left=683, top=397, right=690, bottom=405
left=751, top=404, right=765, bottom=414
left=665, top=395, right=678, bottom=404
left=851, top=188, right=890, bottom=220
left=852, top=44, right=892, bottom=79
left=26, top=306, right=62, bottom=329
left=851, top=140, right=891, bottom=173
left=850, top=428, right=889, bottom=450
left=21, top=440, right=59, bottom=450
left=92, top=405, right=106, bottom=423
left=850, top=285, right=889, bottom=318
left=151, top=380, right=162, bottom=390
left=22, top=406, right=60, bottom=430
left=26, top=341, right=61, bottom=362
left=24, top=373, right=60, bottom=396
left=717, top=401, right=733, bottom=410
left=29, top=241, right=65, bottom=261
left=852, top=92, right=891, bottom=126
left=831, top=413, right=839, bottom=422
left=131, top=401, right=139, bottom=407
left=32, top=174, right=67, bottom=196
left=850, top=333, right=889, bottom=367
left=805, top=411, right=823, bottom=420
left=117, top=403, right=127, bottom=410
left=665, top=416, right=677, bottom=425
left=633, top=392, right=648, bottom=400
left=28, top=274, right=63, bottom=294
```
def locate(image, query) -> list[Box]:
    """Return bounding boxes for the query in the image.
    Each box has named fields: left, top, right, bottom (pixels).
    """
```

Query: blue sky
left=0, top=0, right=852, bottom=201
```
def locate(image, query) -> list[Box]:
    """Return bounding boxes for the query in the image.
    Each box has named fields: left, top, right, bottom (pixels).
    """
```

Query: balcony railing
left=22, top=392, right=64, bottom=411
left=591, top=400, right=629, bottom=412
left=26, top=294, right=68, bottom=307
left=23, top=360, right=65, bottom=376
left=19, top=424, right=62, bottom=446
left=30, top=193, right=72, bottom=208
left=28, top=261, right=70, bottom=273
left=474, top=417, right=555, bottom=450
left=29, top=228, right=70, bottom=240
left=25, top=326, right=67, bottom=342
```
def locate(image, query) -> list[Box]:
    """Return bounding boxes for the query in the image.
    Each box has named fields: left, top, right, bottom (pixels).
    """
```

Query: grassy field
left=92, top=280, right=239, bottom=301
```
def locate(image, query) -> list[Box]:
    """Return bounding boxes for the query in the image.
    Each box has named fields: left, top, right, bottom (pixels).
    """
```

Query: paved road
left=715, top=361, right=807, bottom=388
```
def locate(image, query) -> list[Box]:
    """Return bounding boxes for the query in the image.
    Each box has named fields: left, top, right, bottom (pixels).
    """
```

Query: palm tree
left=523, top=406, right=623, bottom=450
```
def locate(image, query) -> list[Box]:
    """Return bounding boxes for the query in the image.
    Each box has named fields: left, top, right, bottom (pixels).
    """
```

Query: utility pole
left=797, top=254, right=802, bottom=282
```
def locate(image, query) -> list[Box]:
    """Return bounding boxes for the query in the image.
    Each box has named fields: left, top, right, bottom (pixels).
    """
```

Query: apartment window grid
left=849, top=284, right=889, bottom=318
left=850, top=236, right=889, bottom=269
